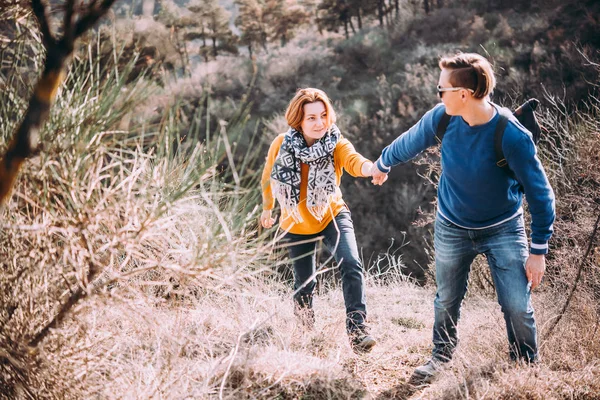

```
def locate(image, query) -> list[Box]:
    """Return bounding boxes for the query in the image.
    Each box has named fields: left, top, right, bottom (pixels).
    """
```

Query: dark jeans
left=432, top=214, right=537, bottom=362
left=283, top=211, right=367, bottom=334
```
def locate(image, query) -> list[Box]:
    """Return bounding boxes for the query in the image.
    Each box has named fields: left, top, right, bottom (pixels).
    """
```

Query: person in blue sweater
left=371, top=53, right=555, bottom=383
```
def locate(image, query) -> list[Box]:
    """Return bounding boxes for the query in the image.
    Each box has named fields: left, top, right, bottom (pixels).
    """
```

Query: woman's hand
left=260, top=209, right=276, bottom=229
left=370, top=164, right=389, bottom=185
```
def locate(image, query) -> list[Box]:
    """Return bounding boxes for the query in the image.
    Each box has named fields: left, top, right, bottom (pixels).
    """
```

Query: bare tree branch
left=0, top=0, right=116, bottom=206
left=544, top=208, right=600, bottom=339
left=30, top=0, right=56, bottom=49
left=28, top=259, right=102, bottom=348
left=63, top=0, right=77, bottom=45
left=74, top=0, right=117, bottom=40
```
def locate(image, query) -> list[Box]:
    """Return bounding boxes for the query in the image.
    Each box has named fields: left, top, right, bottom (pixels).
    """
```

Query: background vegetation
left=0, top=0, right=598, bottom=398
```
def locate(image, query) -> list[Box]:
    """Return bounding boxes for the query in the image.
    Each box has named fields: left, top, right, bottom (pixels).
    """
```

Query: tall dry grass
left=0, top=15, right=269, bottom=397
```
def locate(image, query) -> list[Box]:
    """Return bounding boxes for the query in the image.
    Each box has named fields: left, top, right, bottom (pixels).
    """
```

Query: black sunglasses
left=437, top=85, right=475, bottom=98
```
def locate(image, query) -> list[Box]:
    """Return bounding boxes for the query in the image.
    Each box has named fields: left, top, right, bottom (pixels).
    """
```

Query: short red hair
left=285, top=88, right=337, bottom=131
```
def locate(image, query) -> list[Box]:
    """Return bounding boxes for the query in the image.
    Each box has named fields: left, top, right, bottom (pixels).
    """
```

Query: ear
left=461, top=92, right=468, bottom=103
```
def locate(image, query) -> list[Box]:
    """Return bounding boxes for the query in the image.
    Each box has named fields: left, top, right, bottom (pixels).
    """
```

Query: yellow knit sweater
left=261, top=133, right=371, bottom=234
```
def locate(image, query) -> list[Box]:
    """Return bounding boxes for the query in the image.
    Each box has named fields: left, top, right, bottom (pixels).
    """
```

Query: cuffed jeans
left=432, top=214, right=537, bottom=362
left=283, top=211, right=367, bottom=334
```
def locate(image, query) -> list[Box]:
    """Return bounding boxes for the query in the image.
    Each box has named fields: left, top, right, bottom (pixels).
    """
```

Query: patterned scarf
left=270, top=124, right=340, bottom=223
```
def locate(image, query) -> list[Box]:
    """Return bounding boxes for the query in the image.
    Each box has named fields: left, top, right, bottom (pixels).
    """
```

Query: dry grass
left=15, top=274, right=597, bottom=399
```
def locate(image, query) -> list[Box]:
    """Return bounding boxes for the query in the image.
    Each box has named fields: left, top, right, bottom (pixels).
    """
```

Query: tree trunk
left=173, top=26, right=189, bottom=77
left=385, top=3, right=391, bottom=26
left=343, top=19, right=349, bottom=39
left=395, top=0, right=399, bottom=18
left=424, top=0, right=430, bottom=14
left=378, top=0, right=384, bottom=26
left=261, top=31, right=268, bottom=53
left=349, top=18, right=356, bottom=34
left=357, top=8, right=362, bottom=29
left=212, top=36, right=217, bottom=57
left=437, top=0, right=443, bottom=8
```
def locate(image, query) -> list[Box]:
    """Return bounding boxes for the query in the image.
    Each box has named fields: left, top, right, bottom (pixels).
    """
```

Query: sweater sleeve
left=375, top=104, right=444, bottom=173
left=504, top=128, right=556, bottom=254
left=335, top=136, right=371, bottom=177
left=261, top=134, right=285, bottom=211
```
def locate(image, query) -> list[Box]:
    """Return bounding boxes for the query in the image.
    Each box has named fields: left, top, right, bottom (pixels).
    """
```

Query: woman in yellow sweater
left=260, top=88, right=378, bottom=353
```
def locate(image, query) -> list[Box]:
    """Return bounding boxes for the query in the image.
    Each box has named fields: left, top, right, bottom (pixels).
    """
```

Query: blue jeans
left=432, top=214, right=537, bottom=362
left=283, top=211, right=367, bottom=334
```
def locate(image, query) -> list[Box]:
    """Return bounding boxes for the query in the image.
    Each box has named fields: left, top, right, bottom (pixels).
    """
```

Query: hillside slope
left=37, top=278, right=600, bottom=399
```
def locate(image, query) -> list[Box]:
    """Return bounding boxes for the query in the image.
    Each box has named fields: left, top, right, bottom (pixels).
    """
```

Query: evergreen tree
left=188, top=0, right=237, bottom=59
left=317, top=0, right=354, bottom=39
left=157, top=0, right=193, bottom=74
left=265, top=0, right=309, bottom=47
left=235, top=0, right=269, bottom=56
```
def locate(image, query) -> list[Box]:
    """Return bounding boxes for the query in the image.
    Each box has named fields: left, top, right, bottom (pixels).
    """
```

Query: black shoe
left=350, top=333, right=377, bottom=354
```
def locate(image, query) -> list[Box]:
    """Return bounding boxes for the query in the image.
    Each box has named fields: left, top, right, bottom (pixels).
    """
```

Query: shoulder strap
left=435, top=112, right=452, bottom=144
left=494, top=110, right=510, bottom=168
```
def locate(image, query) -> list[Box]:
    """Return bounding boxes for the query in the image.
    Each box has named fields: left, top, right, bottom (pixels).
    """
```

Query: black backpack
left=434, top=99, right=542, bottom=179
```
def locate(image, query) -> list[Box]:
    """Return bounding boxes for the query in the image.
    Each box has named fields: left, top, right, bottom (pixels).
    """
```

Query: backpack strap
left=435, top=112, right=452, bottom=144
left=493, top=109, right=511, bottom=168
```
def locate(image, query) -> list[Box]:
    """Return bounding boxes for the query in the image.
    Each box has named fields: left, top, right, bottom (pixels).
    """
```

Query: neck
left=461, top=100, right=495, bottom=127
left=304, top=136, right=315, bottom=147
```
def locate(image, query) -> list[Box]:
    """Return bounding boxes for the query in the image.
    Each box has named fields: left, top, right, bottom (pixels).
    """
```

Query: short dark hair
left=439, top=53, right=496, bottom=99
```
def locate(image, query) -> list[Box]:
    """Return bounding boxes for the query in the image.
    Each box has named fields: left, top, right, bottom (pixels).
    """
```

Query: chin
left=442, top=105, right=454, bottom=115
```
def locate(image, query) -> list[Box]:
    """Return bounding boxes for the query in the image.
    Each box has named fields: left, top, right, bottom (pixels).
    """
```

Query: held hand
left=370, top=164, right=388, bottom=185
left=525, top=254, right=546, bottom=290
left=260, top=209, right=276, bottom=229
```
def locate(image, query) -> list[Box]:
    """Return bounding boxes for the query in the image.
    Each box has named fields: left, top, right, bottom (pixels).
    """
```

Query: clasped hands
left=366, top=161, right=388, bottom=186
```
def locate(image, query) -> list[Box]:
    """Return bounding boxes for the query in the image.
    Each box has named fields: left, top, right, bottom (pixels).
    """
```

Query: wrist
left=362, top=161, right=374, bottom=177
left=530, top=241, right=548, bottom=255
left=376, top=158, right=391, bottom=173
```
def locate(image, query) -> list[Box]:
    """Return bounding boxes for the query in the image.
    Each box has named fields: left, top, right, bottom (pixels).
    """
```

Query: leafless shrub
left=0, top=13, right=269, bottom=394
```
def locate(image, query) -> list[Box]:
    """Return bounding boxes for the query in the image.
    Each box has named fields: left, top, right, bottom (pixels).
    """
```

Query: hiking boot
left=410, top=358, right=445, bottom=385
left=350, top=333, right=377, bottom=354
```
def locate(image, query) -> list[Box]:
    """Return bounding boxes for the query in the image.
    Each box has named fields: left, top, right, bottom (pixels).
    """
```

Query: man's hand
left=370, top=163, right=388, bottom=185
left=525, top=254, right=545, bottom=290
left=260, top=209, right=276, bottom=229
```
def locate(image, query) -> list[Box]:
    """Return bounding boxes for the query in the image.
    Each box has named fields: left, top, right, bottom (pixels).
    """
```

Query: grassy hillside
left=0, top=0, right=599, bottom=398
left=13, top=277, right=600, bottom=398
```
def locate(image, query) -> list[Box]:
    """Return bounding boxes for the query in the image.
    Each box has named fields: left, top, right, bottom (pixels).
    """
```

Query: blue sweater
left=375, top=103, right=555, bottom=255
